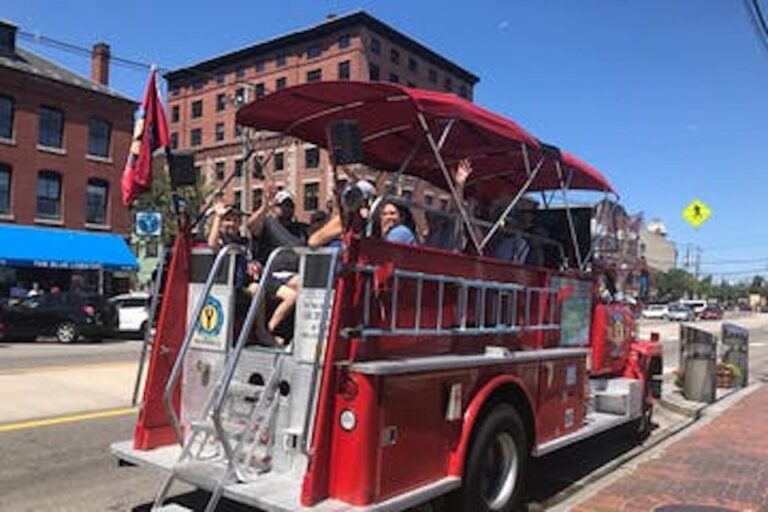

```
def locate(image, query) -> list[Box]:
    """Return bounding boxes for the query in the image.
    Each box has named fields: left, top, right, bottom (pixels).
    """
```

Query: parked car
left=679, top=299, right=707, bottom=317
left=641, top=304, right=669, bottom=319
left=700, top=304, right=724, bottom=320
left=666, top=304, right=695, bottom=322
left=0, top=292, right=117, bottom=343
left=109, top=292, right=150, bottom=337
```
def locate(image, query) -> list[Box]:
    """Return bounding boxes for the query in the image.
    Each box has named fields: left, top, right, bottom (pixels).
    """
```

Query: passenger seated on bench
left=492, top=212, right=532, bottom=264
left=378, top=200, right=418, bottom=245
left=207, top=196, right=295, bottom=347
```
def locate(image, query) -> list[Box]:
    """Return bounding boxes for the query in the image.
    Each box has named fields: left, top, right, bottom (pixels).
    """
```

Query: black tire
left=448, top=405, right=528, bottom=512
left=55, top=322, right=79, bottom=343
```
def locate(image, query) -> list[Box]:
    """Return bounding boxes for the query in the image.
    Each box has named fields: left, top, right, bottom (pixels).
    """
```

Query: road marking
left=0, top=360, right=137, bottom=376
left=0, top=407, right=137, bottom=434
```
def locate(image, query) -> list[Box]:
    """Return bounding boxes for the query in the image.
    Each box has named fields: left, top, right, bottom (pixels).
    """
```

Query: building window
left=305, top=147, right=320, bottom=168
left=170, top=132, right=178, bottom=149
left=276, top=77, right=287, bottom=90
left=215, top=161, right=225, bottom=180
left=234, top=190, right=242, bottom=207
left=255, top=82, right=265, bottom=99
left=307, top=44, right=322, bottom=59
left=338, top=60, right=351, bottom=80
left=339, top=34, right=351, bottom=49
left=276, top=52, right=287, bottom=67
left=235, top=66, right=245, bottom=78
left=86, top=178, right=109, bottom=225
left=444, top=77, right=453, bottom=92
left=234, top=123, right=243, bottom=138
left=171, top=105, right=180, bottom=122
left=234, top=159, right=244, bottom=177
left=191, top=100, right=203, bottom=118
left=0, top=95, right=13, bottom=139
left=390, top=49, right=400, bottom=65
left=424, top=194, right=434, bottom=207
left=170, top=87, right=179, bottom=97
left=369, top=64, right=380, bottom=81
left=215, top=122, right=225, bottom=142
left=402, top=189, right=413, bottom=202
left=252, top=188, right=263, bottom=209
left=429, top=69, right=438, bottom=83
left=408, top=57, right=418, bottom=73
left=216, top=93, right=226, bottom=111
left=303, top=182, right=319, bottom=212
left=407, top=81, right=416, bottom=88
left=306, top=69, right=322, bottom=83
left=274, top=152, right=284, bottom=172
left=254, top=60, right=265, bottom=72
left=38, top=106, right=64, bottom=149
left=0, top=163, right=10, bottom=214
left=388, top=73, right=399, bottom=84
left=216, top=72, right=225, bottom=85
left=370, top=37, right=380, bottom=54
left=459, top=85, right=468, bottom=99
left=87, top=118, right=111, bottom=158
left=37, top=170, right=61, bottom=220
left=192, top=79, right=204, bottom=91
left=190, top=128, right=202, bottom=147
left=235, top=88, right=245, bottom=105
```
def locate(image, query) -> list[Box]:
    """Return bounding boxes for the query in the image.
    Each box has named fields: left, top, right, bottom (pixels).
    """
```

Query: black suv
left=0, top=292, right=118, bottom=343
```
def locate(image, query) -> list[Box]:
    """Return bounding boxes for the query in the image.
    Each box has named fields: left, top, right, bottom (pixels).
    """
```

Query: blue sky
left=4, top=1, right=768, bottom=281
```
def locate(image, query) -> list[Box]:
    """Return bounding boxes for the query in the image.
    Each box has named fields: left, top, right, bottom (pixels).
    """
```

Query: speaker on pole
left=168, top=150, right=197, bottom=189
left=327, top=120, right=363, bottom=165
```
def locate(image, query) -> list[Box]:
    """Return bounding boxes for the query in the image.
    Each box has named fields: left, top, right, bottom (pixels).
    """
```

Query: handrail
left=208, top=246, right=294, bottom=474
left=162, top=243, right=245, bottom=446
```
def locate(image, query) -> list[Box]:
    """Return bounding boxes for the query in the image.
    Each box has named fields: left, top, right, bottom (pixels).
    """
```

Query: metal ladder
left=153, top=247, right=339, bottom=511
left=353, top=265, right=561, bottom=338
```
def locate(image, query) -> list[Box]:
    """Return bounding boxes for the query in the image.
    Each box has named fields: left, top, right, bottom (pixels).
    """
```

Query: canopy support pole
left=389, top=139, right=422, bottom=195
left=417, top=113, right=481, bottom=253
left=555, top=161, right=584, bottom=270
left=478, top=152, right=544, bottom=252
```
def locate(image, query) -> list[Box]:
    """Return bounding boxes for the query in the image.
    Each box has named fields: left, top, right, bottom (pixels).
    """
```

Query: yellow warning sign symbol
left=682, top=199, right=711, bottom=228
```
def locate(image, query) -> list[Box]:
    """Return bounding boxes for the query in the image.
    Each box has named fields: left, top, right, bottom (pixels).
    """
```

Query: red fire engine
left=112, top=81, right=662, bottom=512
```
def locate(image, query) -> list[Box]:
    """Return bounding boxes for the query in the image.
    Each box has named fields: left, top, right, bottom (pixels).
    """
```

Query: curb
left=534, top=382, right=761, bottom=511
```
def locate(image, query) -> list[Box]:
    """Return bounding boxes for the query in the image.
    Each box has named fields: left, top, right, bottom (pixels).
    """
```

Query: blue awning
left=0, top=224, right=139, bottom=272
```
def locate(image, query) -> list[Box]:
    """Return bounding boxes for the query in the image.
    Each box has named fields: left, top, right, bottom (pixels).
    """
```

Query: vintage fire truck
left=112, top=81, right=662, bottom=512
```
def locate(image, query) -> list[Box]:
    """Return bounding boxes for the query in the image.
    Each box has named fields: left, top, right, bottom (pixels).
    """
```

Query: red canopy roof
left=235, top=81, right=615, bottom=198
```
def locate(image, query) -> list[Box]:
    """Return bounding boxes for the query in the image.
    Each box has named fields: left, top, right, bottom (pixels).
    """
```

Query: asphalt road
left=0, top=314, right=766, bottom=511
left=0, top=336, right=144, bottom=371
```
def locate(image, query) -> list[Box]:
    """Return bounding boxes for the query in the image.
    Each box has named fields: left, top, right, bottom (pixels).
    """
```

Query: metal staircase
left=153, top=246, right=339, bottom=512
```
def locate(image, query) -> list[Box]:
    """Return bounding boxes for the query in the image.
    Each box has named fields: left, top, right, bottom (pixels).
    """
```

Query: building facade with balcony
left=164, top=11, right=479, bottom=222
left=0, top=20, right=138, bottom=295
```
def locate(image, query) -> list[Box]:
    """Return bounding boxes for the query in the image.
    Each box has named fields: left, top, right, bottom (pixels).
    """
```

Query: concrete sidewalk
left=0, top=361, right=139, bottom=424
left=558, top=383, right=768, bottom=512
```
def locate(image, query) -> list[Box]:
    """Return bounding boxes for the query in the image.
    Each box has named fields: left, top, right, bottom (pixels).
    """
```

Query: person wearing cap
left=249, top=188, right=309, bottom=270
left=208, top=199, right=250, bottom=287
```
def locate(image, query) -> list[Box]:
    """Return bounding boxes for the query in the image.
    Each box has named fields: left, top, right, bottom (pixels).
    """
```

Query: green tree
left=653, top=268, right=695, bottom=301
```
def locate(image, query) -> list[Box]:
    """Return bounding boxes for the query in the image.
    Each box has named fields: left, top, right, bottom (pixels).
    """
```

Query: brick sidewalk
left=573, top=385, right=768, bottom=512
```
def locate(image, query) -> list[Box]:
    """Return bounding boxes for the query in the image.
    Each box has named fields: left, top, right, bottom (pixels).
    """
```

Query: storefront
left=0, top=224, right=138, bottom=297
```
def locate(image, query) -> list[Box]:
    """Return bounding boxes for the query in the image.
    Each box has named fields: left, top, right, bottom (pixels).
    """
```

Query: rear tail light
left=82, top=305, right=96, bottom=317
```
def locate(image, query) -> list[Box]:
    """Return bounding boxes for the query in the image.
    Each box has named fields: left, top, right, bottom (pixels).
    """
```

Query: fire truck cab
left=112, top=81, right=662, bottom=512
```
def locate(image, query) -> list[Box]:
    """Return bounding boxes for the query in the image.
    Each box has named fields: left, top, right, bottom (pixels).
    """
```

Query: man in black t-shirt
left=250, top=190, right=308, bottom=273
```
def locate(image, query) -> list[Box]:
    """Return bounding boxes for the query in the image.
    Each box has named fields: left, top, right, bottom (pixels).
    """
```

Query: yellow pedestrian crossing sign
left=683, top=199, right=711, bottom=228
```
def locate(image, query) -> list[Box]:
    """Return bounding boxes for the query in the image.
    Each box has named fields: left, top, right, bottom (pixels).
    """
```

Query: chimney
left=91, top=42, right=110, bottom=85
left=0, top=20, right=17, bottom=56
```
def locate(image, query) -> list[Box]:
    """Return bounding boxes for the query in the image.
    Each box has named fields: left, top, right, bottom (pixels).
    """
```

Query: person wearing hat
left=249, top=188, right=309, bottom=270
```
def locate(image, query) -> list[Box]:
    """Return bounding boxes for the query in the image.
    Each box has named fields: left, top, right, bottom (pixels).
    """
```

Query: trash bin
left=680, top=325, right=716, bottom=403
left=721, top=323, right=749, bottom=387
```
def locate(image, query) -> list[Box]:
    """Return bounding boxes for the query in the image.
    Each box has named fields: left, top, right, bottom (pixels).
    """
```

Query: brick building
left=165, top=11, right=479, bottom=221
left=0, top=20, right=138, bottom=295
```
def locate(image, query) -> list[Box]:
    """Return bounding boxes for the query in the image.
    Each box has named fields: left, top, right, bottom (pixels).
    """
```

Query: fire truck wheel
left=451, top=404, right=528, bottom=512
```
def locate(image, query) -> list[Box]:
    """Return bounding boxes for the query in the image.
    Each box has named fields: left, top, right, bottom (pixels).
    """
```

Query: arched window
left=86, top=178, right=109, bottom=225
left=37, top=170, right=62, bottom=219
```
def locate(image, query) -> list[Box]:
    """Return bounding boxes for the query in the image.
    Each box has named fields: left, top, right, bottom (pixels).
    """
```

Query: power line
left=744, top=0, right=768, bottom=54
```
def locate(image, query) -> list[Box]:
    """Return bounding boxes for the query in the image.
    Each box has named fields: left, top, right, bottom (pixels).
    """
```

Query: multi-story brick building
left=0, top=20, right=137, bottom=294
left=165, top=11, right=479, bottom=221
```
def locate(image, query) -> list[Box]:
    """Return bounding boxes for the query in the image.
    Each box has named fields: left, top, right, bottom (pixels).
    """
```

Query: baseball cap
left=222, top=204, right=245, bottom=217
left=275, top=190, right=294, bottom=205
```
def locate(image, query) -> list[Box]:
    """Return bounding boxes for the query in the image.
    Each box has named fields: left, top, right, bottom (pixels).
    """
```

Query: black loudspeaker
left=168, top=151, right=197, bottom=189
left=328, top=120, right=363, bottom=165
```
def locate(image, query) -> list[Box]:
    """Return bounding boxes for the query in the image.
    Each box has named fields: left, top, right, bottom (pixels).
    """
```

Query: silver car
left=666, top=304, right=695, bottom=321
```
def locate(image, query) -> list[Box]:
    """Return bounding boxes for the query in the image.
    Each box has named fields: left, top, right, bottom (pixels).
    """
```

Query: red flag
left=121, top=68, right=170, bottom=206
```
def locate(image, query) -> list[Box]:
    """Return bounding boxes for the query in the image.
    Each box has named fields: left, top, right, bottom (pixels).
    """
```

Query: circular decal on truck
left=197, top=296, right=224, bottom=338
